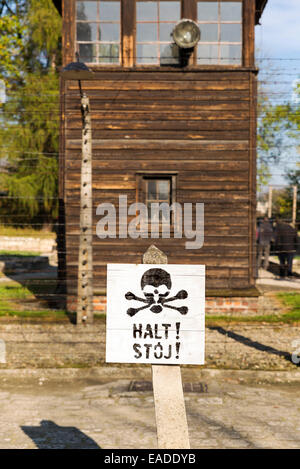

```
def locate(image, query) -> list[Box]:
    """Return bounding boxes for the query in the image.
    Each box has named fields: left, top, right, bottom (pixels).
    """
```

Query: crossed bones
left=125, top=268, right=188, bottom=317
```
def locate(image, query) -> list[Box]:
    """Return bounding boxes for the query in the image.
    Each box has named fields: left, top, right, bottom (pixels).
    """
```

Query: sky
left=255, top=0, right=300, bottom=187
left=256, top=0, right=300, bottom=61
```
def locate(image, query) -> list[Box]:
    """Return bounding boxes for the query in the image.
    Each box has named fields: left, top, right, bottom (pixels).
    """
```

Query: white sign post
left=106, top=265, right=205, bottom=365
left=106, top=245, right=205, bottom=448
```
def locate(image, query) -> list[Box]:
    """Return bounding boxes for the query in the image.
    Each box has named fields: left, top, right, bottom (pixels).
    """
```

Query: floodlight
left=172, top=19, right=200, bottom=49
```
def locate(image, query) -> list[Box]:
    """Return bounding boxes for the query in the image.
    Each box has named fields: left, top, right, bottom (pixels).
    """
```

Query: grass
left=206, top=313, right=300, bottom=325
left=0, top=284, right=34, bottom=300
left=0, top=251, right=41, bottom=257
left=0, top=282, right=299, bottom=324
left=0, top=226, right=56, bottom=239
left=0, top=283, right=106, bottom=321
left=0, top=306, right=68, bottom=319
left=276, top=292, right=300, bottom=313
left=206, top=292, right=300, bottom=325
left=0, top=283, right=66, bottom=319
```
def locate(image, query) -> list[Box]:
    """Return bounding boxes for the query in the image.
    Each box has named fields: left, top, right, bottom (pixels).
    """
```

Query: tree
left=0, top=0, right=61, bottom=229
left=256, top=44, right=300, bottom=191
left=284, top=168, right=300, bottom=225
left=257, top=78, right=300, bottom=222
left=26, top=0, right=62, bottom=70
left=0, top=14, right=25, bottom=86
left=264, top=169, right=300, bottom=224
left=1, top=73, right=59, bottom=226
left=257, top=82, right=300, bottom=191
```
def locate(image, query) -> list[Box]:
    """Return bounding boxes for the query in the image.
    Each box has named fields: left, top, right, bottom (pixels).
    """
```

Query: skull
left=125, top=268, right=189, bottom=317
left=141, top=268, right=171, bottom=314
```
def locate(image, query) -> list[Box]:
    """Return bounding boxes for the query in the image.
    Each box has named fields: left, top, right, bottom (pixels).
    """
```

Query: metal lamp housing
left=172, top=19, right=201, bottom=49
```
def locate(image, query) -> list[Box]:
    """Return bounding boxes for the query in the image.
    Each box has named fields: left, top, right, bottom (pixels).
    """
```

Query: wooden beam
left=143, top=245, right=190, bottom=450
left=249, top=72, right=257, bottom=285
left=152, top=365, right=190, bottom=449
left=77, top=94, right=94, bottom=324
left=243, top=0, right=255, bottom=67
left=122, top=0, right=135, bottom=67
left=62, top=0, right=75, bottom=67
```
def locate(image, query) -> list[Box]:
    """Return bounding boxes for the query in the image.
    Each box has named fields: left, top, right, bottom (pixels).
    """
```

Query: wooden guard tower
left=54, top=0, right=268, bottom=317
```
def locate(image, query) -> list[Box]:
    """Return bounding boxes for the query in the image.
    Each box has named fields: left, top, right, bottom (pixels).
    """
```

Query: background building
left=54, top=0, right=268, bottom=315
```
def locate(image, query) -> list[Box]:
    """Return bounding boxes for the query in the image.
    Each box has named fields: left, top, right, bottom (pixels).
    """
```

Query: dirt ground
left=0, top=370, right=299, bottom=449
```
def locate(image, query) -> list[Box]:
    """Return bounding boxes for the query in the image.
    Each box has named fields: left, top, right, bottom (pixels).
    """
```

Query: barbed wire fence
left=0, top=56, right=299, bottom=316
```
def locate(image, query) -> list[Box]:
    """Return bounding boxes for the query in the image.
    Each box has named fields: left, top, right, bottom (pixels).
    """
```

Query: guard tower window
left=136, top=1, right=181, bottom=65
left=145, top=177, right=172, bottom=213
left=74, top=0, right=245, bottom=67
left=197, top=1, right=242, bottom=65
left=138, top=175, right=177, bottom=225
left=76, top=0, right=121, bottom=64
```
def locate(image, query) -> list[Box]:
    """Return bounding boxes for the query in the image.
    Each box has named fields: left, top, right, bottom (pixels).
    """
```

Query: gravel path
left=0, top=375, right=299, bottom=449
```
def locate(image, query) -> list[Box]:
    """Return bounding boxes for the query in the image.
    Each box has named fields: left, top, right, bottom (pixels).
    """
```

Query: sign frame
left=106, top=263, right=205, bottom=366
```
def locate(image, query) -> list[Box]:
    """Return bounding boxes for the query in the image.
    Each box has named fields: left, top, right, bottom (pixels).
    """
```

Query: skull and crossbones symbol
left=125, top=268, right=188, bottom=317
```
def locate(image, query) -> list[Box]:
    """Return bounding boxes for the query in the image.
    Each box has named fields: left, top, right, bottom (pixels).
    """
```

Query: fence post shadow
left=209, top=326, right=299, bottom=366
left=21, top=420, right=101, bottom=449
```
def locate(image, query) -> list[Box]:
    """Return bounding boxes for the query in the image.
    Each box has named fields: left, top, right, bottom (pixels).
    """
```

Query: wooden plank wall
left=61, top=69, right=256, bottom=294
